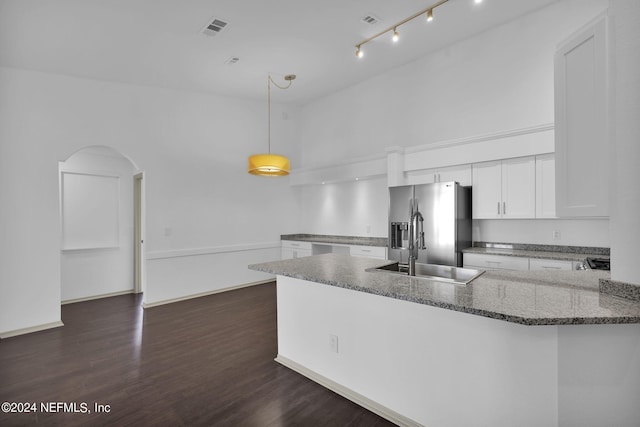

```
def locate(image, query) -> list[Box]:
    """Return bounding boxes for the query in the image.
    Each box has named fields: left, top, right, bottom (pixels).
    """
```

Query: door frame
left=133, top=172, right=146, bottom=294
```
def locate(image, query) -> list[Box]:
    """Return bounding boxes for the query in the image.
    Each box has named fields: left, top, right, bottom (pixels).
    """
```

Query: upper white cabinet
left=554, top=16, right=609, bottom=217
left=472, top=157, right=536, bottom=219
left=502, top=158, right=536, bottom=218
left=472, top=161, right=502, bottom=218
left=405, top=164, right=472, bottom=186
left=535, top=154, right=556, bottom=218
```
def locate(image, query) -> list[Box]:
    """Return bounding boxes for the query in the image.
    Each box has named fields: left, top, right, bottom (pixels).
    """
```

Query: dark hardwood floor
left=0, top=283, right=396, bottom=426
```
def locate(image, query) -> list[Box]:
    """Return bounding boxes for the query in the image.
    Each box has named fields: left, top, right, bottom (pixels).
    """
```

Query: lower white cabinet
left=281, top=241, right=387, bottom=260
left=281, top=241, right=312, bottom=259
left=349, top=245, right=387, bottom=259
left=465, top=253, right=577, bottom=271
left=464, top=253, right=530, bottom=271
left=529, top=258, right=573, bottom=271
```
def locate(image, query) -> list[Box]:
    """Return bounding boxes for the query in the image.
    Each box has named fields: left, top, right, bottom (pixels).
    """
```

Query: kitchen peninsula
left=249, top=254, right=640, bottom=427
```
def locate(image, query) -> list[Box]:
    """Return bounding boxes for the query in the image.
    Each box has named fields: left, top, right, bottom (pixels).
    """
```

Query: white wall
left=557, top=323, right=640, bottom=427
left=609, top=0, right=640, bottom=285
left=277, top=276, right=559, bottom=427
left=0, top=69, right=62, bottom=335
left=0, top=66, right=299, bottom=335
left=299, top=0, right=608, bottom=166
left=295, top=0, right=611, bottom=245
left=474, top=219, right=610, bottom=247
left=278, top=276, right=640, bottom=426
left=297, top=177, right=388, bottom=237
left=59, top=147, right=136, bottom=302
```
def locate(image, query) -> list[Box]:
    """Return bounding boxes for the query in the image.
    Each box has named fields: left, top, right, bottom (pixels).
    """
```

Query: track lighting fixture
left=354, top=0, right=482, bottom=58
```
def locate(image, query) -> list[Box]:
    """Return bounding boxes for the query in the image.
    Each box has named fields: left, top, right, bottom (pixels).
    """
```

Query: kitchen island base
left=276, top=276, right=640, bottom=427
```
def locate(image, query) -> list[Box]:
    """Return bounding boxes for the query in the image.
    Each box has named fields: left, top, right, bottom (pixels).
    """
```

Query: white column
left=609, top=0, right=640, bottom=285
left=385, top=146, right=405, bottom=187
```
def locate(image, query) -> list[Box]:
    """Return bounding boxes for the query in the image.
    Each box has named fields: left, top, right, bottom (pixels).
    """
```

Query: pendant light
left=248, top=74, right=296, bottom=176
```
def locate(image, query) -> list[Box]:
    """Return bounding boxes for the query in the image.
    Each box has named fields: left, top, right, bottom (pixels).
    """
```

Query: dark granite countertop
left=249, top=254, right=640, bottom=326
left=281, top=234, right=387, bottom=247
left=462, top=242, right=609, bottom=262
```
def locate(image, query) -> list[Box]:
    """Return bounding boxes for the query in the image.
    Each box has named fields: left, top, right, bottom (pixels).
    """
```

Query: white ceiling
left=0, top=0, right=558, bottom=105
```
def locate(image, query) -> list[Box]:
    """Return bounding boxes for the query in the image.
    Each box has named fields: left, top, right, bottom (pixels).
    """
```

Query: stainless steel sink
left=367, top=262, right=484, bottom=285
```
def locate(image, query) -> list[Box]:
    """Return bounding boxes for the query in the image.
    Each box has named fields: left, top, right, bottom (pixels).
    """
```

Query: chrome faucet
left=408, top=199, right=426, bottom=276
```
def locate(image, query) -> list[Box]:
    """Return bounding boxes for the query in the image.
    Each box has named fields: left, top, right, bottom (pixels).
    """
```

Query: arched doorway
left=59, top=146, right=145, bottom=303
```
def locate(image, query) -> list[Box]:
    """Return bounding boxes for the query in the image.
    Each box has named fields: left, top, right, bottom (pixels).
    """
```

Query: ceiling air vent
left=201, top=17, right=229, bottom=37
left=361, top=14, right=381, bottom=25
left=224, top=56, right=240, bottom=65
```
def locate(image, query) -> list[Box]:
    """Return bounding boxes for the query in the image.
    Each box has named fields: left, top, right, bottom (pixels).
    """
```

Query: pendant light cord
left=267, top=74, right=295, bottom=155
left=268, top=75, right=271, bottom=154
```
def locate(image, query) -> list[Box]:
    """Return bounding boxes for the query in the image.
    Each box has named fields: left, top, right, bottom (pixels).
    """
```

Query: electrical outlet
left=366, top=224, right=371, bottom=234
left=329, top=334, right=339, bottom=353
left=552, top=230, right=561, bottom=241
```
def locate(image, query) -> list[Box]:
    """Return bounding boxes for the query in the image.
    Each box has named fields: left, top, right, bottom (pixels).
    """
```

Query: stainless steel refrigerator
left=388, top=182, right=471, bottom=267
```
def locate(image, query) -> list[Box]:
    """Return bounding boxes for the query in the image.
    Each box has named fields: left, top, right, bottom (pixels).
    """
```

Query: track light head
left=353, top=0, right=454, bottom=58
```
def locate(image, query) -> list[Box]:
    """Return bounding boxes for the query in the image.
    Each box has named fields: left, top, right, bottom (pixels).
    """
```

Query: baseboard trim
left=142, top=280, right=273, bottom=309
left=62, top=289, right=134, bottom=305
left=274, top=355, right=423, bottom=427
left=0, top=321, right=65, bottom=339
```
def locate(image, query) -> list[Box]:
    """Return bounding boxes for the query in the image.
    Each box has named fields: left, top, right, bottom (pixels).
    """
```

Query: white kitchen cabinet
left=472, top=157, right=536, bottom=219
left=554, top=16, right=609, bottom=217
left=465, top=253, right=577, bottom=272
left=502, top=157, right=536, bottom=218
left=311, top=243, right=350, bottom=256
left=535, top=154, right=556, bottom=218
left=463, top=253, right=530, bottom=271
left=472, top=161, right=502, bottom=218
left=405, top=164, right=472, bottom=186
left=529, top=258, right=573, bottom=271
left=282, top=240, right=387, bottom=260
left=281, top=241, right=312, bottom=260
left=350, top=245, right=387, bottom=259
